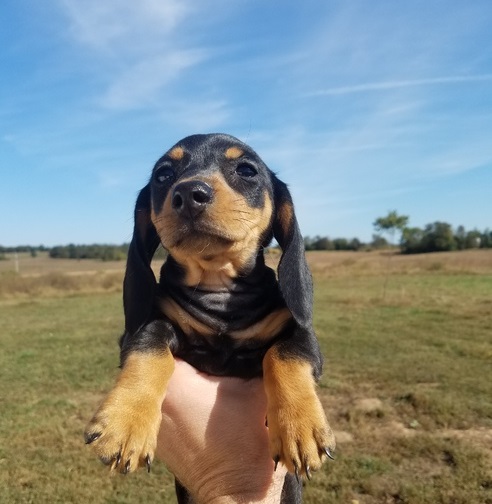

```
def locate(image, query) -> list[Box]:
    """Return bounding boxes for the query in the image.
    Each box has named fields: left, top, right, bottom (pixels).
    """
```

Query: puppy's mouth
left=170, top=219, right=236, bottom=249
left=151, top=207, right=240, bottom=253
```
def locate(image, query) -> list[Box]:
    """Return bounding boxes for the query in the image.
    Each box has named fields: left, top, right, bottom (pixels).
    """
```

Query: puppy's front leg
left=263, top=345, right=335, bottom=479
left=84, top=346, right=175, bottom=473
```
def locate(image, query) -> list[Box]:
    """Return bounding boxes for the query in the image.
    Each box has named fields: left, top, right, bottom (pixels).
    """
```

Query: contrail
left=307, top=75, right=492, bottom=96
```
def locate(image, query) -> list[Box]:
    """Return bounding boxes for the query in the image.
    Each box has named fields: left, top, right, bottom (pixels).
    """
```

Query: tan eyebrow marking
left=169, top=146, right=184, bottom=161
left=225, top=147, right=244, bottom=159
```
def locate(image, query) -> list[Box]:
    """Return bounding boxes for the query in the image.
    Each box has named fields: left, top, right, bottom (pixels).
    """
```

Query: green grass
left=306, top=272, right=492, bottom=504
left=1, top=253, right=492, bottom=503
left=0, top=295, right=177, bottom=503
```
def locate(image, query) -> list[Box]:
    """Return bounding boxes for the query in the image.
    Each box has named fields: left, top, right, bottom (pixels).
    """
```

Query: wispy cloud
left=59, top=0, right=209, bottom=111
left=60, top=0, right=189, bottom=52
left=167, top=99, right=231, bottom=131
left=100, top=50, right=208, bottom=110
left=306, top=74, right=492, bottom=97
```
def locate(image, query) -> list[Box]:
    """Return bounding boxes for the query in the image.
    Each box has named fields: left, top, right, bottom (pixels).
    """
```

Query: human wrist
left=192, top=466, right=286, bottom=504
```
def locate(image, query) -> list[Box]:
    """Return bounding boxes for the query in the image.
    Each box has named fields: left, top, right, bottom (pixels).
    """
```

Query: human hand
left=156, top=359, right=288, bottom=504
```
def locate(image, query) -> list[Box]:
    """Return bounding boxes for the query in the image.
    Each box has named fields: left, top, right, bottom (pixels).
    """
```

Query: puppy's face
left=150, top=134, right=275, bottom=274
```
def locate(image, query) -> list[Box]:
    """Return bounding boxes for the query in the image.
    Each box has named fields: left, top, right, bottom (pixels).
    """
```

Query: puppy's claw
left=84, top=432, right=101, bottom=445
left=123, top=459, right=131, bottom=474
left=145, top=455, right=152, bottom=473
left=294, top=462, right=300, bottom=484
left=273, top=455, right=280, bottom=471
left=324, top=447, right=335, bottom=461
left=305, top=463, right=312, bottom=480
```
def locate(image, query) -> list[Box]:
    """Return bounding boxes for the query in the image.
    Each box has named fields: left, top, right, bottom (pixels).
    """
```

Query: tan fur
left=224, top=146, right=244, bottom=159
left=263, top=347, right=335, bottom=476
left=85, top=350, right=175, bottom=473
left=151, top=173, right=273, bottom=288
left=229, top=308, right=292, bottom=341
left=168, top=146, right=184, bottom=160
left=160, top=297, right=215, bottom=337
left=277, top=201, right=293, bottom=237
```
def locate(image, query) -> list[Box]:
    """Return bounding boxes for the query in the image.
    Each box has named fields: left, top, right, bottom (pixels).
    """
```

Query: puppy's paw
left=85, top=349, right=175, bottom=473
left=267, top=391, right=335, bottom=479
left=84, top=389, right=162, bottom=474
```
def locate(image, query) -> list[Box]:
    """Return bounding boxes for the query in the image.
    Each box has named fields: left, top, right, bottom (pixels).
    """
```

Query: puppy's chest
left=159, top=281, right=290, bottom=342
left=159, top=284, right=291, bottom=377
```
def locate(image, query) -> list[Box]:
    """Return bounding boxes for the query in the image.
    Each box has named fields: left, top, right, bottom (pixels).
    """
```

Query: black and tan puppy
left=84, top=133, right=335, bottom=503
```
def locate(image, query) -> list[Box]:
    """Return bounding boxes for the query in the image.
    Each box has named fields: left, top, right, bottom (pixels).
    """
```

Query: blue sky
left=1, top=0, right=492, bottom=247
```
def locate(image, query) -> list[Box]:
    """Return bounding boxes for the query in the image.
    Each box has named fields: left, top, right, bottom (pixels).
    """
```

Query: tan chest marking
left=159, top=297, right=215, bottom=337
left=229, top=308, right=292, bottom=341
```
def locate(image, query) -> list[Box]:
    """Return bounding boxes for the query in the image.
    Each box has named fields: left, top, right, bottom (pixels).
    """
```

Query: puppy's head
left=124, top=133, right=313, bottom=335
left=150, top=134, right=274, bottom=273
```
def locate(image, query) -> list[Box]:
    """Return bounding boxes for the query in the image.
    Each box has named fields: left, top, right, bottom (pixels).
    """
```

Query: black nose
left=172, top=180, right=213, bottom=218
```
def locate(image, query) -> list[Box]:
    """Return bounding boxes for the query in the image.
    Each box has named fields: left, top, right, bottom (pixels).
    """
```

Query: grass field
left=1, top=250, right=491, bottom=503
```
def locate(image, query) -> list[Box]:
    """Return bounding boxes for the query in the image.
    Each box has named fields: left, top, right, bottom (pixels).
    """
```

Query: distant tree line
left=48, top=244, right=130, bottom=261
left=371, top=211, right=491, bottom=254
left=0, top=242, right=163, bottom=262
left=0, top=245, right=48, bottom=259
left=401, top=223, right=491, bottom=254
left=2, top=212, right=491, bottom=260
left=303, top=211, right=491, bottom=254
left=304, top=236, right=367, bottom=251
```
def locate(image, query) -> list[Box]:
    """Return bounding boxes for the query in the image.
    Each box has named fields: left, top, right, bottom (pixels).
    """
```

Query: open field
left=1, top=250, right=491, bottom=503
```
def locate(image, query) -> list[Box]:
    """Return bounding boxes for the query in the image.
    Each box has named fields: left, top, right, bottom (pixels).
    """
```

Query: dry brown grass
left=2, top=249, right=490, bottom=300
left=0, top=271, right=124, bottom=299
left=0, top=252, right=168, bottom=299
left=304, top=249, right=492, bottom=278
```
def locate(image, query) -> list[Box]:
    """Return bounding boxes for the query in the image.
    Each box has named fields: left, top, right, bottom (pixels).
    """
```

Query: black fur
left=120, top=133, right=324, bottom=503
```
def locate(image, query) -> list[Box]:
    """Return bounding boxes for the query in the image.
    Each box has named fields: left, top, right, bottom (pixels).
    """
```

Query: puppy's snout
left=172, top=180, right=213, bottom=218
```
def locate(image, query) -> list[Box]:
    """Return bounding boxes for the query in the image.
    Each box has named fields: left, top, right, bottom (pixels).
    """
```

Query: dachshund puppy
left=85, top=133, right=335, bottom=503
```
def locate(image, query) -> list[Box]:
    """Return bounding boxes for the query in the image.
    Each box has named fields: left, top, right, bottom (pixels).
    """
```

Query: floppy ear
left=123, top=184, right=160, bottom=335
left=272, top=176, right=313, bottom=329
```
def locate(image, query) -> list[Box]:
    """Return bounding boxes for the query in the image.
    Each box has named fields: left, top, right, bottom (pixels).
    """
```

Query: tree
left=313, top=237, right=334, bottom=250
left=401, top=227, right=424, bottom=254
left=333, top=238, right=349, bottom=250
left=480, top=229, right=492, bottom=249
left=349, top=238, right=361, bottom=251
left=465, top=230, right=481, bottom=249
left=304, top=236, right=315, bottom=251
left=371, top=234, right=388, bottom=249
left=420, top=222, right=456, bottom=252
left=373, top=211, right=409, bottom=247
left=455, top=225, right=467, bottom=250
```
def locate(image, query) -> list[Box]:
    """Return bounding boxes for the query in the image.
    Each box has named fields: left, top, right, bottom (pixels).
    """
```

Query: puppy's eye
left=235, top=163, right=258, bottom=178
left=154, top=165, right=175, bottom=184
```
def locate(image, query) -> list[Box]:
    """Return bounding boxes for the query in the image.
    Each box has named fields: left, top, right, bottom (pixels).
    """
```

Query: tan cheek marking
left=225, top=146, right=244, bottom=159
left=207, top=173, right=273, bottom=238
left=168, top=146, right=184, bottom=160
left=230, top=307, right=292, bottom=341
left=207, top=173, right=251, bottom=231
left=257, top=193, right=274, bottom=236
left=160, top=297, right=215, bottom=337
